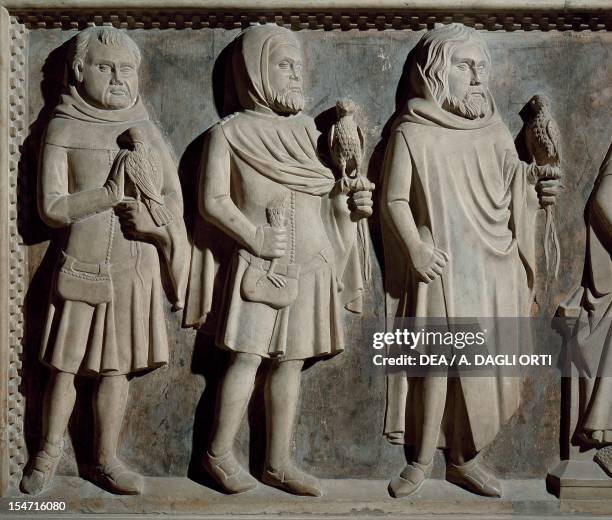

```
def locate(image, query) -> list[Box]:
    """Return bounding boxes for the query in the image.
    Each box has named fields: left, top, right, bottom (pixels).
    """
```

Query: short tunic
left=38, top=91, right=183, bottom=376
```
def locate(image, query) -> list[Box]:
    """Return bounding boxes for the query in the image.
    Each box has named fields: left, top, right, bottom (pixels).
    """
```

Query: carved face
left=444, top=42, right=489, bottom=119
left=74, top=38, right=139, bottom=110
left=267, top=43, right=304, bottom=114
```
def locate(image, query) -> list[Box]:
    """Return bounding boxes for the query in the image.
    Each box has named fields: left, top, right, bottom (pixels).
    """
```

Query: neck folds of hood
left=232, top=25, right=301, bottom=117
left=398, top=63, right=500, bottom=130
left=54, top=85, right=149, bottom=124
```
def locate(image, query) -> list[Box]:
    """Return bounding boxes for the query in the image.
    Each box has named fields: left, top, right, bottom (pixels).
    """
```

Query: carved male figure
left=381, top=24, right=561, bottom=497
left=186, top=24, right=373, bottom=496
left=562, top=142, right=612, bottom=473
left=21, top=26, right=187, bottom=495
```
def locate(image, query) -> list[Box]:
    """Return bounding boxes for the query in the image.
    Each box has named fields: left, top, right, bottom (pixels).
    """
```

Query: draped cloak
left=381, top=65, right=539, bottom=451
left=39, top=87, right=188, bottom=375
left=185, top=25, right=364, bottom=360
left=562, top=142, right=612, bottom=443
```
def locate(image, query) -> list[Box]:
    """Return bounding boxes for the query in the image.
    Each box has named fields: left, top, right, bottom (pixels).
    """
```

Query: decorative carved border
left=0, top=0, right=609, bottom=498
left=4, top=13, right=27, bottom=493
left=5, top=11, right=611, bottom=31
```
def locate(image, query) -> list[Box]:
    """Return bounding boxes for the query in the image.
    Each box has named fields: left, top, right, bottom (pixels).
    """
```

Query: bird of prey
left=328, top=99, right=372, bottom=282
left=329, top=99, right=365, bottom=192
left=123, top=127, right=172, bottom=227
left=524, top=94, right=562, bottom=279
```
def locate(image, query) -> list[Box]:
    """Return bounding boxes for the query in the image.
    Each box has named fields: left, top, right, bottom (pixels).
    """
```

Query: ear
left=73, top=60, right=84, bottom=83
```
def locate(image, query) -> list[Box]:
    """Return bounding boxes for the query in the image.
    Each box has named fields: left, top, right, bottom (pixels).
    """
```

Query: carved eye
left=278, top=60, right=291, bottom=70
left=120, top=66, right=135, bottom=75
left=476, top=65, right=486, bottom=74
left=98, top=64, right=112, bottom=73
left=457, top=63, right=470, bottom=71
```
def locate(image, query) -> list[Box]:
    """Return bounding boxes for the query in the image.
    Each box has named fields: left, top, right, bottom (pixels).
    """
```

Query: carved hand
left=535, top=166, right=563, bottom=208
left=349, top=188, right=374, bottom=218
left=105, top=149, right=129, bottom=206
left=115, top=200, right=167, bottom=244
left=412, top=241, right=449, bottom=284
left=257, top=225, right=288, bottom=260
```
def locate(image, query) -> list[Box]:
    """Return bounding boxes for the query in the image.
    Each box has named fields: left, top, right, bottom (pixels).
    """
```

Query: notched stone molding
left=7, top=15, right=27, bottom=490
left=6, top=11, right=611, bottom=32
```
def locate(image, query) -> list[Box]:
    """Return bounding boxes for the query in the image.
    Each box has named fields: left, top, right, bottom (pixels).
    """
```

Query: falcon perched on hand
left=524, top=94, right=562, bottom=278
left=328, top=99, right=373, bottom=282
left=124, top=127, right=172, bottom=227
left=329, top=99, right=365, bottom=185
left=525, top=94, right=562, bottom=168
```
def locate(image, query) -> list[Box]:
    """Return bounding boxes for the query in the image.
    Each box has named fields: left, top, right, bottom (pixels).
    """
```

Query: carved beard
left=270, top=86, right=305, bottom=114
left=443, top=90, right=490, bottom=120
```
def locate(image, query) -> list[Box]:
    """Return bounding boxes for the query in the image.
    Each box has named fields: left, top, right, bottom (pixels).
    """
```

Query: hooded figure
left=381, top=24, right=560, bottom=499
left=561, top=142, right=612, bottom=469
left=185, top=24, right=373, bottom=497
left=21, top=27, right=188, bottom=498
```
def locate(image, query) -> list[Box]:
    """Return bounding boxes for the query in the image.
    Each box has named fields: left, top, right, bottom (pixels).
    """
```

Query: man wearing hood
left=381, top=24, right=561, bottom=498
left=21, top=27, right=188, bottom=496
left=185, top=24, right=373, bottom=497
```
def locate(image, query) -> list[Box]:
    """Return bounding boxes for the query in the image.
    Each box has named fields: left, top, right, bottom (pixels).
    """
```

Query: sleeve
left=592, top=144, right=612, bottom=240
left=147, top=124, right=189, bottom=309
left=199, top=124, right=262, bottom=255
left=382, top=128, right=429, bottom=268
left=38, top=143, right=117, bottom=228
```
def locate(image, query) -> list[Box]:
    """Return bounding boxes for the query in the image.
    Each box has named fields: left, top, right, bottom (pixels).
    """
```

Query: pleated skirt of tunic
left=40, top=245, right=169, bottom=376
left=219, top=250, right=344, bottom=361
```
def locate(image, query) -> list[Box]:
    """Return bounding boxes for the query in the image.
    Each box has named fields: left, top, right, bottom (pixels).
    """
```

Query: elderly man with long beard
left=185, top=24, right=373, bottom=497
left=381, top=23, right=562, bottom=498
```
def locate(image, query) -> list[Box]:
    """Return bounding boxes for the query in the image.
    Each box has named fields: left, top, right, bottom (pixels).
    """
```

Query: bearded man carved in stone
left=381, top=24, right=562, bottom=498
left=21, top=26, right=188, bottom=496
left=185, top=24, right=373, bottom=497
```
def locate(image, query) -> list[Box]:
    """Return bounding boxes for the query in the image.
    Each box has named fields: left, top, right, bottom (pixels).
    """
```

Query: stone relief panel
left=380, top=23, right=562, bottom=499
left=19, top=26, right=188, bottom=495
left=184, top=24, right=373, bottom=496
left=0, top=5, right=609, bottom=510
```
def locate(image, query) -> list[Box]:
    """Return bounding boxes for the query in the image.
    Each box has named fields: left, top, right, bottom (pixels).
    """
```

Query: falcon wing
left=126, top=154, right=164, bottom=204
left=357, top=125, right=365, bottom=159
left=524, top=122, right=536, bottom=163
left=546, top=118, right=562, bottom=165
left=328, top=124, right=337, bottom=168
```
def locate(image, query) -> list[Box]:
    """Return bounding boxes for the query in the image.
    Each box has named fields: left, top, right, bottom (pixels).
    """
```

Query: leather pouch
left=240, top=250, right=300, bottom=309
left=56, top=253, right=112, bottom=305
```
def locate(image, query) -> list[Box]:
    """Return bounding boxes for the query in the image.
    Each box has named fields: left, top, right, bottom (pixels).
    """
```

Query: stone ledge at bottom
left=1, top=476, right=611, bottom=517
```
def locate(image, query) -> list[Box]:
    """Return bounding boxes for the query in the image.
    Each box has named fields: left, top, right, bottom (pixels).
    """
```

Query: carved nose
left=111, top=69, right=124, bottom=85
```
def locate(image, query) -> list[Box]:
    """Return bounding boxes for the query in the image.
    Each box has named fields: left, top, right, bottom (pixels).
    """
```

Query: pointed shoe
left=447, top=458, right=502, bottom=498
left=388, top=460, right=433, bottom=498
left=93, top=460, right=144, bottom=495
left=262, top=463, right=322, bottom=497
left=203, top=451, right=258, bottom=494
left=20, top=443, right=62, bottom=495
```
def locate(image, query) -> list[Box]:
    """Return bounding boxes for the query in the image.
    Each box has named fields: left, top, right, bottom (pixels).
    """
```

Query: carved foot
left=447, top=458, right=502, bottom=498
left=20, top=442, right=62, bottom=495
left=388, top=460, right=432, bottom=498
left=92, top=459, right=144, bottom=495
left=594, top=445, right=612, bottom=477
left=262, top=463, right=322, bottom=497
left=203, top=451, right=258, bottom=494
